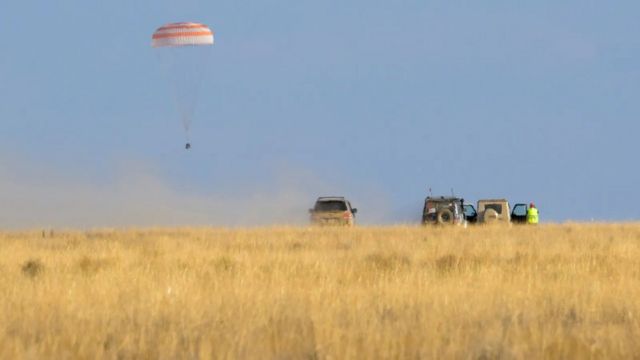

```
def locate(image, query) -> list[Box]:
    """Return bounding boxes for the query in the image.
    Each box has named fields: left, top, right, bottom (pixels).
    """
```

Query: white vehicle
left=463, top=199, right=529, bottom=224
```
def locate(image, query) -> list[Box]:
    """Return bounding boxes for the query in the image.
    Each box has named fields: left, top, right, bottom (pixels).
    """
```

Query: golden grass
left=1, top=224, right=639, bottom=358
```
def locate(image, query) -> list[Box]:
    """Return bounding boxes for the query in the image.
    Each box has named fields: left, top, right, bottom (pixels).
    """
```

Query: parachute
left=152, top=22, right=215, bottom=149
left=152, top=22, right=214, bottom=48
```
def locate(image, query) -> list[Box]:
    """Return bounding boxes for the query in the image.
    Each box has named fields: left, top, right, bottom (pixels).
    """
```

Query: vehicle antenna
left=451, top=188, right=455, bottom=197
left=429, top=187, right=433, bottom=196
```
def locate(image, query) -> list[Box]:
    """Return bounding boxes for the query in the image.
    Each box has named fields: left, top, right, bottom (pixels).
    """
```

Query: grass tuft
left=364, top=252, right=411, bottom=272
left=21, top=259, right=44, bottom=278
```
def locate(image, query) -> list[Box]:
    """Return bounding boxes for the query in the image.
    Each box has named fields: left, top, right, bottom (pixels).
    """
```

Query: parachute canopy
left=152, top=22, right=214, bottom=48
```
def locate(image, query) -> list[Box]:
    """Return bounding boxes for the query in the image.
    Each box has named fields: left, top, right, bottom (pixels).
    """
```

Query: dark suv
left=422, top=196, right=467, bottom=226
left=309, top=197, right=358, bottom=226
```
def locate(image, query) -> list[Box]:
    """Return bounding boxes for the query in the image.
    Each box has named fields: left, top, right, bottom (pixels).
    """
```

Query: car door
left=511, top=203, right=528, bottom=223
left=348, top=201, right=357, bottom=216
left=463, top=204, right=478, bottom=223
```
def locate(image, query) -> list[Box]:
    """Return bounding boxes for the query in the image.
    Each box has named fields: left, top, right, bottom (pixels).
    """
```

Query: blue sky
left=1, top=1, right=639, bottom=228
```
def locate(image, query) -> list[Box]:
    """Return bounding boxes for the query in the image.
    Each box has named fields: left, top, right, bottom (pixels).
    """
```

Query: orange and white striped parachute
left=152, top=22, right=214, bottom=48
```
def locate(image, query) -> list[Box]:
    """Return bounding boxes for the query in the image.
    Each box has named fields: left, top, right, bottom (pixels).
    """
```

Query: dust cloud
left=0, top=159, right=392, bottom=230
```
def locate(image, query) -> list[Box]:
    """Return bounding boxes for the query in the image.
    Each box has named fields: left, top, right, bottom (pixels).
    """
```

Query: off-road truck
left=464, top=200, right=529, bottom=224
left=309, top=197, right=358, bottom=226
left=422, top=196, right=467, bottom=226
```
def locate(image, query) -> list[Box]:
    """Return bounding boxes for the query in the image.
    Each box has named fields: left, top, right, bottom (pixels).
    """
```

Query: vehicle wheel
left=484, top=209, right=499, bottom=223
left=437, top=209, right=454, bottom=224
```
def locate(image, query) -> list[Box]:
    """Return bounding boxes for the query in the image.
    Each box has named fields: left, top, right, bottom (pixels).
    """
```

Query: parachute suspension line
left=182, top=112, right=191, bottom=135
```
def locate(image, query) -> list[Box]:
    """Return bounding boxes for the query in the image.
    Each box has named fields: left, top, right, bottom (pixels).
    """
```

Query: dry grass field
left=1, top=224, right=639, bottom=359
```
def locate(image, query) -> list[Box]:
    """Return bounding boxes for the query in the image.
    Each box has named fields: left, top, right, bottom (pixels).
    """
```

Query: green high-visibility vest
left=527, top=207, right=539, bottom=224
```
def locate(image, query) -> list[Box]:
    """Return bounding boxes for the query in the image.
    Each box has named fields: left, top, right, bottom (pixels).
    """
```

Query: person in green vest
left=527, top=203, right=539, bottom=224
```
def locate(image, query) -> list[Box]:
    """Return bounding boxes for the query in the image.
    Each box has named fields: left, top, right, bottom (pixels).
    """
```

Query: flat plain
left=1, top=224, right=639, bottom=359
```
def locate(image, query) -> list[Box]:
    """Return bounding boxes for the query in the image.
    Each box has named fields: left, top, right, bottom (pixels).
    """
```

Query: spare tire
left=437, top=209, right=454, bottom=224
left=483, top=208, right=499, bottom=223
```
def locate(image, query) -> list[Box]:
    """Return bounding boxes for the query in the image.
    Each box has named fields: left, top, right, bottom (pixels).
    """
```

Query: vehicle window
left=424, top=202, right=437, bottom=215
left=436, top=203, right=452, bottom=211
left=315, top=201, right=348, bottom=212
left=464, top=205, right=477, bottom=217
left=484, top=204, right=503, bottom=214
left=512, top=204, right=527, bottom=217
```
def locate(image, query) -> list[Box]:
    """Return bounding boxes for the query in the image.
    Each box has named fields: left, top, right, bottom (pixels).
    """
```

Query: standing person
left=527, top=203, right=539, bottom=224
